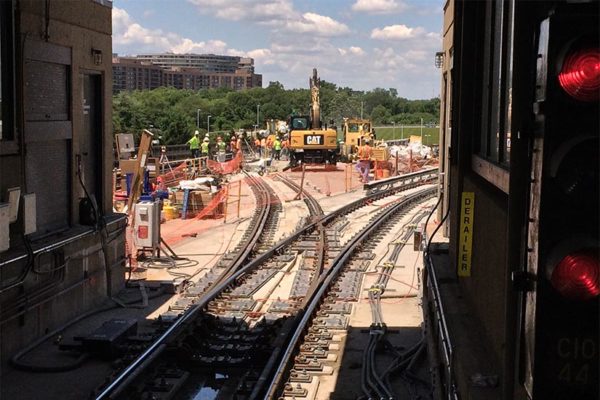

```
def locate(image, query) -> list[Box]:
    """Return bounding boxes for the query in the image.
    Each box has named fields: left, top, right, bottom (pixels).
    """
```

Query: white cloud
left=351, top=0, right=406, bottom=14
left=187, top=0, right=294, bottom=22
left=188, top=0, right=348, bottom=37
left=283, top=13, right=349, bottom=36
left=113, top=7, right=230, bottom=54
left=371, top=24, right=424, bottom=40
left=338, top=46, right=365, bottom=56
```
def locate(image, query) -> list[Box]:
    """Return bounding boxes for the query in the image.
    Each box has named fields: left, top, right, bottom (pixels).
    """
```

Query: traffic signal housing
left=529, top=3, right=599, bottom=399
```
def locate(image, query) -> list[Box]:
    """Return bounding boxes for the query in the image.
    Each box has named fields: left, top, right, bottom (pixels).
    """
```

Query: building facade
left=113, top=54, right=263, bottom=93
left=0, top=0, right=126, bottom=369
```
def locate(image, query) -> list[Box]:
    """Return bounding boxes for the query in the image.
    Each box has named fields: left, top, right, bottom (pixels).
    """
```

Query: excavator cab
left=290, top=116, right=310, bottom=130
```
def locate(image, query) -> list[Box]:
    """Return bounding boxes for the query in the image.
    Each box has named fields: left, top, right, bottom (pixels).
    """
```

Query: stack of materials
left=170, top=177, right=219, bottom=219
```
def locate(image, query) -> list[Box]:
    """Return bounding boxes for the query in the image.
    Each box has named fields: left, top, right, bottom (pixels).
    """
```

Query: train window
left=476, top=0, right=511, bottom=168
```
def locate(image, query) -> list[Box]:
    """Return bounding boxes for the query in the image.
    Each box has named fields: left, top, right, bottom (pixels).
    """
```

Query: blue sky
left=113, top=0, right=444, bottom=99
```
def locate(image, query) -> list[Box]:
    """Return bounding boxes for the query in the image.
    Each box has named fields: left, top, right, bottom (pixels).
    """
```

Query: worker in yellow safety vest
left=216, top=136, right=227, bottom=162
left=273, top=137, right=282, bottom=160
left=187, top=130, right=200, bottom=158
left=200, top=138, right=209, bottom=156
left=355, top=139, right=372, bottom=183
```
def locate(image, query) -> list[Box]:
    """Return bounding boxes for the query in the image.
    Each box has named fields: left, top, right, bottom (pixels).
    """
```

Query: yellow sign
left=458, top=192, right=475, bottom=277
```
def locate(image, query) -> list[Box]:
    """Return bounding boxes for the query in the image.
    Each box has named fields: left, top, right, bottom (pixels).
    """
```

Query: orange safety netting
left=157, top=161, right=194, bottom=187
left=195, top=187, right=228, bottom=219
left=207, top=152, right=242, bottom=175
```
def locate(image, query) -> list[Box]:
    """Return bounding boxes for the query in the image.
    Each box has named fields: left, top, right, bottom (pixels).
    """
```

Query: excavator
left=287, top=68, right=338, bottom=169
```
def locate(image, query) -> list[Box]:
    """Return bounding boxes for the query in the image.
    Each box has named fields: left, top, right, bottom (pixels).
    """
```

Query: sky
left=112, top=0, right=444, bottom=99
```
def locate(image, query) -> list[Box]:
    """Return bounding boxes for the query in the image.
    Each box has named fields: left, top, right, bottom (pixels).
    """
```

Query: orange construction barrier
left=195, top=187, right=228, bottom=219
left=207, top=152, right=242, bottom=175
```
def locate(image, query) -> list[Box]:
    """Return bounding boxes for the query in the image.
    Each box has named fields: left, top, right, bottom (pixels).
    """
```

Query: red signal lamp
left=558, top=47, right=600, bottom=102
left=550, top=249, right=600, bottom=301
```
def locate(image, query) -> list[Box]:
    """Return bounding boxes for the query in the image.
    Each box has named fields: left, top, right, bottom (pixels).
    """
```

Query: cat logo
left=304, top=135, right=323, bottom=145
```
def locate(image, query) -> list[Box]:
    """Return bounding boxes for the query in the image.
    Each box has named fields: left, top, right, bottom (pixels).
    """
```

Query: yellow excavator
left=288, top=68, right=338, bottom=169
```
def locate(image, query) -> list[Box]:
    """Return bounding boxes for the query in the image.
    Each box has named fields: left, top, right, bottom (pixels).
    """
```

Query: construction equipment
left=288, top=68, right=338, bottom=168
left=342, top=118, right=375, bottom=155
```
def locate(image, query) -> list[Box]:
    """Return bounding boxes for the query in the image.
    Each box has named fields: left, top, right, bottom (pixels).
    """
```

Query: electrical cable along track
left=93, top=170, right=437, bottom=400
left=265, top=187, right=437, bottom=400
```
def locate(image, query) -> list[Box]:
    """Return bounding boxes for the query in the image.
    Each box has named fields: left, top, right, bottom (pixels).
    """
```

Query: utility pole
left=257, top=104, right=260, bottom=129
left=196, top=109, right=201, bottom=129
left=207, top=115, right=212, bottom=134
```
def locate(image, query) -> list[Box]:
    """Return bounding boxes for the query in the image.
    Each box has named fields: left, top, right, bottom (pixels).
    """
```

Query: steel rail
left=264, top=187, right=437, bottom=398
left=95, top=170, right=436, bottom=399
left=363, top=167, right=438, bottom=194
left=273, top=173, right=324, bottom=217
left=96, top=175, right=276, bottom=400
left=216, top=173, right=275, bottom=283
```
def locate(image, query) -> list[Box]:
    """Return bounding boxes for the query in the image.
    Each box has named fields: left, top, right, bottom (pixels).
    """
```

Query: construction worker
left=198, top=137, right=209, bottom=168
left=355, top=139, right=372, bottom=183
left=187, top=130, right=200, bottom=158
left=273, top=136, right=282, bottom=160
left=254, top=137, right=261, bottom=155
left=260, top=136, right=267, bottom=158
left=216, top=136, right=227, bottom=162
left=266, top=136, right=273, bottom=159
left=201, top=137, right=210, bottom=156
left=229, top=134, right=237, bottom=153
left=281, top=135, right=289, bottom=160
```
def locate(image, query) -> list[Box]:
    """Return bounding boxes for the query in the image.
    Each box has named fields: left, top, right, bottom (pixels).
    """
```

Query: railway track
left=268, top=194, right=435, bottom=399
left=273, top=173, right=324, bottom=218
left=94, top=169, right=438, bottom=400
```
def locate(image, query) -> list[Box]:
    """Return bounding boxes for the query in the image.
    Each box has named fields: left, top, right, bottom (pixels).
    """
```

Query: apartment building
left=113, top=54, right=263, bottom=93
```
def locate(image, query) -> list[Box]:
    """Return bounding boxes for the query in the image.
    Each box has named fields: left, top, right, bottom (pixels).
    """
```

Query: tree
left=113, top=85, right=440, bottom=144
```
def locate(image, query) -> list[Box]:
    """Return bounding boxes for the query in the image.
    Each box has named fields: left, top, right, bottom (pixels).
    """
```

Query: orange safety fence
left=195, top=187, right=228, bottom=220
left=207, top=152, right=242, bottom=175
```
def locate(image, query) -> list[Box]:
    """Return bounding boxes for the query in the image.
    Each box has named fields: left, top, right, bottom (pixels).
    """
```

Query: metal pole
left=257, top=104, right=260, bottom=128
left=420, top=118, right=423, bottom=143
left=196, top=109, right=200, bottom=128
left=207, top=115, right=211, bottom=134
left=360, top=101, right=363, bottom=119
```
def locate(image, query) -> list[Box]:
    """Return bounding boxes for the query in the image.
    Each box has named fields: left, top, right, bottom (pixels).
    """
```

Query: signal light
left=558, top=47, right=600, bottom=102
left=550, top=249, right=600, bottom=301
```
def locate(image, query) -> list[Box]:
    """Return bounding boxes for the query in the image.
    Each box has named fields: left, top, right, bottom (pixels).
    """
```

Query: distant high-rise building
left=112, top=53, right=262, bottom=94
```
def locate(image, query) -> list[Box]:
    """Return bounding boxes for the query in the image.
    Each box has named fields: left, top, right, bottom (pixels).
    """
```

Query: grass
left=372, top=126, right=440, bottom=146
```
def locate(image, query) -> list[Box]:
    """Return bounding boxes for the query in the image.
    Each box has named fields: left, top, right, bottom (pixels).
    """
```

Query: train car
left=425, top=1, right=599, bottom=400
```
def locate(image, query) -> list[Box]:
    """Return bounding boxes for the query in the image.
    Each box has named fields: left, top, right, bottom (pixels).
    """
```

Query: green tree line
left=113, top=82, right=440, bottom=145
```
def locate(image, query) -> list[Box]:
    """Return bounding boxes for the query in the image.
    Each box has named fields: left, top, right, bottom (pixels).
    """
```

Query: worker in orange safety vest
left=355, top=139, right=372, bottom=183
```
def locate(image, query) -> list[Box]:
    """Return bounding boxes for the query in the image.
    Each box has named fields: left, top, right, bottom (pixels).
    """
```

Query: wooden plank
left=126, top=130, right=154, bottom=214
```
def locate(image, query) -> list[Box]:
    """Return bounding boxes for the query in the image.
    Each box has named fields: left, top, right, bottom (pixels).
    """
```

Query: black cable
left=10, top=288, right=167, bottom=373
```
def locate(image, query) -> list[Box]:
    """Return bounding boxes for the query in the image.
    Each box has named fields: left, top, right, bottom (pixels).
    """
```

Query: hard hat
left=194, top=130, right=199, bottom=136
left=205, top=133, right=209, bottom=137
left=217, top=136, right=222, bottom=140
left=203, top=138, right=209, bottom=142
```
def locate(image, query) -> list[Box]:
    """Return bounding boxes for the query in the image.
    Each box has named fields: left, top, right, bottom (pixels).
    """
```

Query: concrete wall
left=0, top=0, right=126, bottom=370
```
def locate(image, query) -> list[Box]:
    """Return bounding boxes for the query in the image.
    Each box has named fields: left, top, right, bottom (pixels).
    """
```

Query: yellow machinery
left=342, top=118, right=374, bottom=154
left=288, top=68, right=338, bottom=167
